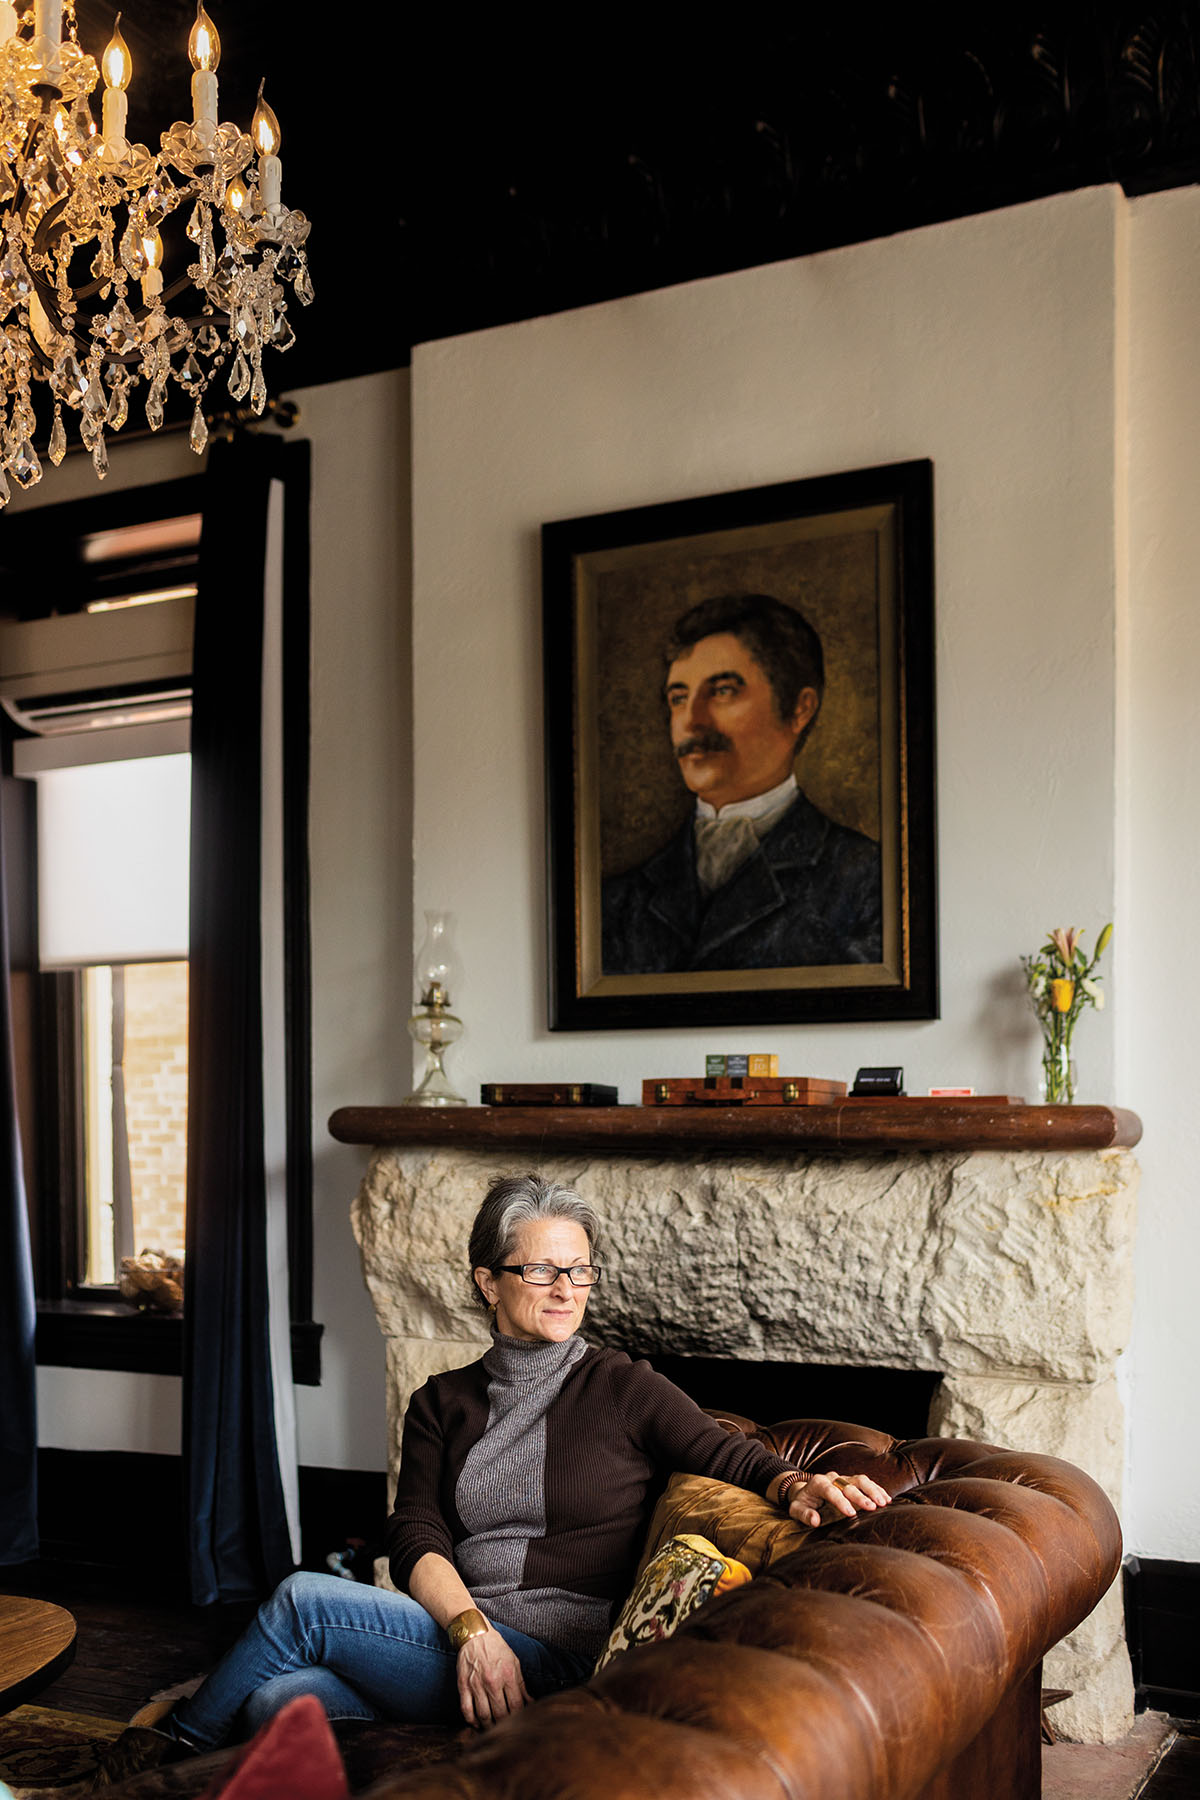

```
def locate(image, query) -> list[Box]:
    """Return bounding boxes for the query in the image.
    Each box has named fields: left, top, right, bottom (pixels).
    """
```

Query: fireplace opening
left=647, top=1354, right=941, bottom=1442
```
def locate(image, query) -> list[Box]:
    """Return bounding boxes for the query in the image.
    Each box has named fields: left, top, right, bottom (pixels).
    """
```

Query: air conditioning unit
left=0, top=596, right=194, bottom=735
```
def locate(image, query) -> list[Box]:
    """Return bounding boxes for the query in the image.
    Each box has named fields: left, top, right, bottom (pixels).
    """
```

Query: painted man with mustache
left=601, top=593, right=882, bottom=973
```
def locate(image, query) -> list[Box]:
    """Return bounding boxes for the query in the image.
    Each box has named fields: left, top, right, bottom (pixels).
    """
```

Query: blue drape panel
left=0, top=768, right=37, bottom=1566
left=184, top=434, right=307, bottom=1605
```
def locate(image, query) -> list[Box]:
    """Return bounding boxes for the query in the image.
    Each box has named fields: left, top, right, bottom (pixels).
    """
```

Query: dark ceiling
left=53, top=3, right=1200, bottom=399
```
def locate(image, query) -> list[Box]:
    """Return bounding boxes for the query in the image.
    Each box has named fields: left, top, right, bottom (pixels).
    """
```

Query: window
left=23, top=738, right=192, bottom=1296
left=80, top=960, right=189, bottom=1285
left=4, top=473, right=318, bottom=1382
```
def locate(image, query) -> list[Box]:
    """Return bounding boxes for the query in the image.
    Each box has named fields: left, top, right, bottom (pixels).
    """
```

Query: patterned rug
left=0, top=1703, right=125, bottom=1789
left=0, top=1706, right=462, bottom=1798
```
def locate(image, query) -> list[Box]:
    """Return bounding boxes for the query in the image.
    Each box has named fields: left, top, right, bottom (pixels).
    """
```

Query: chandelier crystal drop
left=0, top=0, right=312, bottom=502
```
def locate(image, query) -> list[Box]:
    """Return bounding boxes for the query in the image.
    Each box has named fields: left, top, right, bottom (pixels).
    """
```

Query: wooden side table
left=0, top=1596, right=76, bottom=1715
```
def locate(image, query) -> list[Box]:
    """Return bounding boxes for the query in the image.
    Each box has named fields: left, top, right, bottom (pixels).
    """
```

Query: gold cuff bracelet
left=447, top=1607, right=490, bottom=1650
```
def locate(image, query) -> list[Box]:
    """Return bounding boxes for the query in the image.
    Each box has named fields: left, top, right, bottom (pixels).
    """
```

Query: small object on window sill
left=118, top=1248, right=184, bottom=1314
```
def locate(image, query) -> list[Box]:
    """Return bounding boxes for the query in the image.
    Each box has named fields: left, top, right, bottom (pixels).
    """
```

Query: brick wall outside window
left=123, top=961, right=188, bottom=1262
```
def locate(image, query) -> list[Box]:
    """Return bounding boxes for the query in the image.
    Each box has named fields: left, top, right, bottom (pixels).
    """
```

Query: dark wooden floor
left=2, top=1562, right=1199, bottom=1795
left=1144, top=1720, right=1200, bottom=1797
left=0, top=1561, right=255, bottom=1722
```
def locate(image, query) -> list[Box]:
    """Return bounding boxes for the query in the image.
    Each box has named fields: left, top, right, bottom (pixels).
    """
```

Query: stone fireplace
left=341, top=1104, right=1139, bottom=1744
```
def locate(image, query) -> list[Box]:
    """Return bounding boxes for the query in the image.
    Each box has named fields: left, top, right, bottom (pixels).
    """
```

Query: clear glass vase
left=1039, top=1025, right=1077, bottom=1104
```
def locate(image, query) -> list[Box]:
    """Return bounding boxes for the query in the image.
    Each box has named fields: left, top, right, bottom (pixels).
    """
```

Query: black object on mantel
left=481, top=1083, right=619, bottom=1106
left=852, top=1066, right=905, bottom=1096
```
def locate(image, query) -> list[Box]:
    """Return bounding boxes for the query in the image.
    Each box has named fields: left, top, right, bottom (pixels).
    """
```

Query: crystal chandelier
left=0, top=0, right=312, bottom=504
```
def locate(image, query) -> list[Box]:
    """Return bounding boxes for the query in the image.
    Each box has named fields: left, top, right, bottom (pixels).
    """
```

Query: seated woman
left=96, top=1173, right=889, bottom=1777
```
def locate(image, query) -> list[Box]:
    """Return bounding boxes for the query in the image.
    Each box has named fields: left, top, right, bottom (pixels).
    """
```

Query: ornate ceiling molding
left=405, top=8, right=1200, bottom=351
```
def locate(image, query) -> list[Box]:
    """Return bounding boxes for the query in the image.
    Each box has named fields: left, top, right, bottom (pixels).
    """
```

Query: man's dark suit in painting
left=601, top=790, right=882, bottom=974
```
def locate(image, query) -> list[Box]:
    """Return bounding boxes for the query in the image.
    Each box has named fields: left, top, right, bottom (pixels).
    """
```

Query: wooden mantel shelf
left=328, top=1102, right=1142, bottom=1156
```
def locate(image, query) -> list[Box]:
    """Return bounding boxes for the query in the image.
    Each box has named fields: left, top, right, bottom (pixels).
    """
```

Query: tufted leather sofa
left=361, top=1414, right=1122, bottom=1800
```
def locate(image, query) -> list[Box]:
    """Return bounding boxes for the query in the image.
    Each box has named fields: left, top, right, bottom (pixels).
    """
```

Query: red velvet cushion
left=200, top=1694, right=349, bottom=1800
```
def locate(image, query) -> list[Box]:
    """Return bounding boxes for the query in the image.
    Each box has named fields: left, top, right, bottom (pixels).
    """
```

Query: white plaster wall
left=411, top=187, right=1123, bottom=1110
left=36, top=1368, right=182, bottom=1455
left=1122, top=187, right=1200, bottom=1561
left=297, top=370, right=409, bottom=1470
left=27, top=368, right=411, bottom=1472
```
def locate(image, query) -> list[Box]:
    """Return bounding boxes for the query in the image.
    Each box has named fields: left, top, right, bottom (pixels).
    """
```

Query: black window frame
left=3, top=474, right=321, bottom=1385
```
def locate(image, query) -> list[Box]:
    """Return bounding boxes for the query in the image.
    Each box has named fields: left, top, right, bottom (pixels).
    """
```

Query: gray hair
left=467, top=1172, right=601, bottom=1310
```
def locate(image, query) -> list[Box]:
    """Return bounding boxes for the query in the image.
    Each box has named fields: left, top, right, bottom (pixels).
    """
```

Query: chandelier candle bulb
left=0, top=4, right=17, bottom=48
left=252, top=85, right=282, bottom=213
left=100, top=20, right=131, bottom=155
left=188, top=1, right=220, bottom=69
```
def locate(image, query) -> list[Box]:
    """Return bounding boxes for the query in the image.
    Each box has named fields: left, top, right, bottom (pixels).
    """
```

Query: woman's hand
left=785, top=1470, right=892, bottom=1528
left=456, top=1626, right=531, bottom=1730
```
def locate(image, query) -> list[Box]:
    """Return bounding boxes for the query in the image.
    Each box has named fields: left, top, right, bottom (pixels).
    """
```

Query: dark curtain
left=184, top=432, right=309, bottom=1605
left=0, top=768, right=37, bottom=1566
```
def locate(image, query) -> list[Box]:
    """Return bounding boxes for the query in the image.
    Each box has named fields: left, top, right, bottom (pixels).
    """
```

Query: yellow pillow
left=595, top=1533, right=752, bottom=1671
left=637, top=1472, right=813, bottom=1580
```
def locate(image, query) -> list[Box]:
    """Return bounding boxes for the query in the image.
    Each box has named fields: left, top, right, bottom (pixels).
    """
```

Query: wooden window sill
left=35, top=1300, right=322, bottom=1385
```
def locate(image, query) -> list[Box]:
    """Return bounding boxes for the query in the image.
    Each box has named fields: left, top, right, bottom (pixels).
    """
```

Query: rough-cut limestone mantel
left=342, top=1103, right=1142, bottom=1745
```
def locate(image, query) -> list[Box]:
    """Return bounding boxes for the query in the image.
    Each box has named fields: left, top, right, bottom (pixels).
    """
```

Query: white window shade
left=35, top=754, right=191, bottom=967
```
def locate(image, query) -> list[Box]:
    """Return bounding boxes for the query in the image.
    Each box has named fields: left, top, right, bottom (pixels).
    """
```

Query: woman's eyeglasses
left=494, top=1262, right=602, bottom=1287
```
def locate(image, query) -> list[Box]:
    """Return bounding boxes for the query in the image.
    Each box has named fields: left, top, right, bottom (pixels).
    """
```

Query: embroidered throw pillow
left=594, top=1532, right=752, bottom=1672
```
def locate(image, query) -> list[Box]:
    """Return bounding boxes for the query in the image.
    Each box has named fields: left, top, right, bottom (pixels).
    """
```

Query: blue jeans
left=171, top=1572, right=594, bottom=1748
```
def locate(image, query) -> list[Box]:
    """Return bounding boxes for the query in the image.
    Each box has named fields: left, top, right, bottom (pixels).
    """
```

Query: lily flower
left=1050, top=927, right=1082, bottom=966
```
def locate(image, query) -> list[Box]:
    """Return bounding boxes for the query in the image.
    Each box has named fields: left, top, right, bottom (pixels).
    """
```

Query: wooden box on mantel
left=642, top=1076, right=847, bottom=1107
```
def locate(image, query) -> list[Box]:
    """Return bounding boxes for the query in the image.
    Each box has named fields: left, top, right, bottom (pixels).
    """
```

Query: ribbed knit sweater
left=387, top=1333, right=794, bottom=1659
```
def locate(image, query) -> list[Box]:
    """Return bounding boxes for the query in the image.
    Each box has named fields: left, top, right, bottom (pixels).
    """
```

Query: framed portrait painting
left=542, top=460, right=938, bottom=1030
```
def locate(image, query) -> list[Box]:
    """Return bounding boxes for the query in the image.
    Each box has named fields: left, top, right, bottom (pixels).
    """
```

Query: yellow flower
left=1051, top=978, right=1075, bottom=1012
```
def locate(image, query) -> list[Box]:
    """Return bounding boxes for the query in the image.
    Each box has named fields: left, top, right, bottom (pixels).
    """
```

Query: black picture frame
left=543, top=459, right=938, bottom=1030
